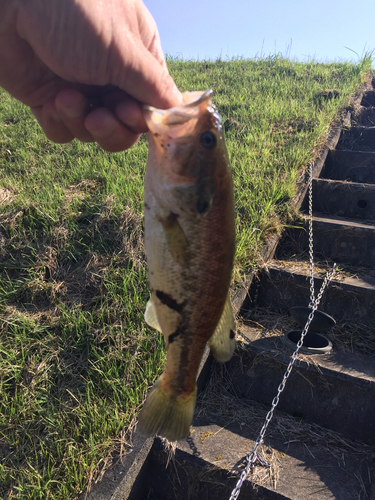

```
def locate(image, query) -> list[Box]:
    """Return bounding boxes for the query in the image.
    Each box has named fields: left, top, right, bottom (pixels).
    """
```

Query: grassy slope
left=0, top=55, right=372, bottom=499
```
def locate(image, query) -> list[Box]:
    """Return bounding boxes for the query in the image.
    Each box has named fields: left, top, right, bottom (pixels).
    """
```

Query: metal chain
left=308, top=162, right=315, bottom=307
left=228, top=266, right=335, bottom=500
left=229, top=163, right=336, bottom=500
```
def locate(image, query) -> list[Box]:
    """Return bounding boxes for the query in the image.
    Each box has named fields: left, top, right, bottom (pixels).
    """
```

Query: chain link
left=229, top=162, right=336, bottom=500
left=308, top=162, right=315, bottom=307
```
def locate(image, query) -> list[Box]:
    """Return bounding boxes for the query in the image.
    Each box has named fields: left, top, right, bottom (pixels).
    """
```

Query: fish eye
left=199, top=131, right=217, bottom=150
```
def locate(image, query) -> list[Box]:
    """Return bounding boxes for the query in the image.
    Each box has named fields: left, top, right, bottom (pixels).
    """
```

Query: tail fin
left=138, top=377, right=196, bottom=441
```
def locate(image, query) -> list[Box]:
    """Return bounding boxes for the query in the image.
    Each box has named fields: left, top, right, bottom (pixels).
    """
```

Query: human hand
left=0, top=0, right=182, bottom=151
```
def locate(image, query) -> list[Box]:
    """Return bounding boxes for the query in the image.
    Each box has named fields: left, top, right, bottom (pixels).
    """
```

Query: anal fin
left=208, top=295, right=236, bottom=362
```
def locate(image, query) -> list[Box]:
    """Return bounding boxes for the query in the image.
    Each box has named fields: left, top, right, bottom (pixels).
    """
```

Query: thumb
left=111, top=39, right=182, bottom=109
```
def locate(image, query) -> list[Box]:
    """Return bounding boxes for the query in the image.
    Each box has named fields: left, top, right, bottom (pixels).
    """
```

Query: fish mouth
left=143, top=90, right=215, bottom=136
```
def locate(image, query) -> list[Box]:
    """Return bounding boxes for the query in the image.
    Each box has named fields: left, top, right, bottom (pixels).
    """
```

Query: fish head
left=144, top=90, right=231, bottom=217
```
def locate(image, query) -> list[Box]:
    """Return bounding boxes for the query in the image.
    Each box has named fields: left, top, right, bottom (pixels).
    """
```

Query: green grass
left=0, top=54, right=372, bottom=499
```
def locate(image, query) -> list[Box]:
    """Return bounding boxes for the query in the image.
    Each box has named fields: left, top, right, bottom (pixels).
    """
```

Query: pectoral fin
left=208, top=295, right=236, bottom=362
left=159, top=212, right=190, bottom=265
left=145, top=299, right=162, bottom=333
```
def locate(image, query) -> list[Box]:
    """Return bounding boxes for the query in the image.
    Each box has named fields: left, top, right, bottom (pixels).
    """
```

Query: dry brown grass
left=241, top=306, right=375, bottom=357
left=0, top=187, right=14, bottom=205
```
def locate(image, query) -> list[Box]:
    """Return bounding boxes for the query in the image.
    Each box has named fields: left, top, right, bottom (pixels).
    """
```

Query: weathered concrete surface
left=356, top=106, right=375, bottom=126
left=361, top=90, right=375, bottom=107
left=321, top=150, right=375, bottom=184
left=312, top=178, right=375, bottom=220
left=308, top=214, right=375, bottom=266
left=81, top=434, right=154, bottom=500
left=337, top=126, right=375, bottom=151
left=124, top=395, right=373, bottom=499
left=228, top=323, right=375, bottom=446
left=247, top=261, right=375, bottom=326
left=279, top=214, right=375, bottom=267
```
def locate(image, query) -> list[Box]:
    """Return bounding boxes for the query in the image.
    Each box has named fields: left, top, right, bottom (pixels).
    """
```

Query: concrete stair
left=321, top=150, right=375, bottom=183
left=230, top=321, right=375, bottom=446
left=278, top=214, right=375, bottom=267
left=126, top=384, right=374, bottom=499
left=337, top=126, right=375, bottom=151
left=223, top=81, right=375, bottom=498
left=247, top=260, right=375, bottom=327
left=312, top=178, right=375, bottom=220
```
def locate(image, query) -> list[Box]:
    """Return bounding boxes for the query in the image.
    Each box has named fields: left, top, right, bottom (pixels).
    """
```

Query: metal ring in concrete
left=284, top=329, right=333, bottom=354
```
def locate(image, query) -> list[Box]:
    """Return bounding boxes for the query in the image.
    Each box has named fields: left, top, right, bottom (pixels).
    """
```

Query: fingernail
left=92, top=126, right=114, bottom=139
left=171, top=87, right=183, bottom=106
left=61, top=101, right=86, bottom=119
left=87, top=119, right=115, bottom=139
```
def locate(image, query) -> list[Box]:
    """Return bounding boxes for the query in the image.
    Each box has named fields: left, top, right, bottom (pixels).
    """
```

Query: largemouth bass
left=138, top=90, right=236, bottom=441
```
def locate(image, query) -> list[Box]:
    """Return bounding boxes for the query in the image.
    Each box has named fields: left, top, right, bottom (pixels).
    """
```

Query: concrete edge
left=83, top=434, right=154, bottom=500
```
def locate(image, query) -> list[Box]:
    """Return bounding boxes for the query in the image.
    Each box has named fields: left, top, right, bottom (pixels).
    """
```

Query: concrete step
left=361, top=90, right=375, bottom=107
left=311, top=178, right=375, bottom=221
left=336, top=126, right=375, bottom=152
left=245, top=260, right=375, bottom=327
left=126, top=371, right=375, bottom=500
left=280, top=214, right=375, bottom=268
left=320, top=150, right=375, bottom=184
left=356, top=106, right=375, bottom=127
left=227, top=319, right=375, bottom=447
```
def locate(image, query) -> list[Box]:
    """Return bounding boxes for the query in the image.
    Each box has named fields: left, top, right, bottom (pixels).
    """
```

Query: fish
left=137, top=90, right=236, bottom=441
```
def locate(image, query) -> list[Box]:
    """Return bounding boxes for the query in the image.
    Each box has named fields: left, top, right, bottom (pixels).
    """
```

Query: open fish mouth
left=143, top=90, right=215, bottom=132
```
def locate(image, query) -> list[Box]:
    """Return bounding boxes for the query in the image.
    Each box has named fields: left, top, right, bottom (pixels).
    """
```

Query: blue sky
left=144, top=0, right=374, bottom=63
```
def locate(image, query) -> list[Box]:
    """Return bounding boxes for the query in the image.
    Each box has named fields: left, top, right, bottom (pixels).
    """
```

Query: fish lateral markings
left=138, top=90, right=236, bottom=441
